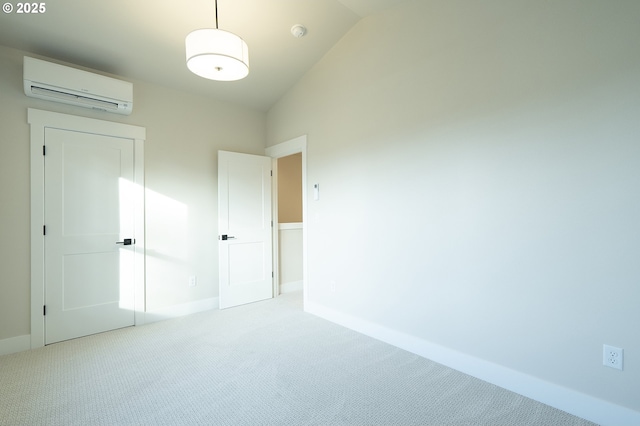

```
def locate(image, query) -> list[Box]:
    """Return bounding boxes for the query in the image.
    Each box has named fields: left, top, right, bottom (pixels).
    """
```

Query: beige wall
left=277, top=153, right=302, bottom=223
left=267, top=0, right=640, bottom=415
left=0, top=45, right=266, bottom=341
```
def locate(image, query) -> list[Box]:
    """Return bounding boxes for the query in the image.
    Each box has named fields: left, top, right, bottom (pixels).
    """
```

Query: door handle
left=116, top=238, right=135, bottom=245
left=220, top=235, right=236, bottom=241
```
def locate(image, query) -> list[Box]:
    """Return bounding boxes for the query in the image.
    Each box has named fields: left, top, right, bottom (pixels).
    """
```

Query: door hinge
left=43, top=145, right=46, bottom=156
left=43, top=225, right=46, bottom=235
left=43, top=305, right=46, bottom=316
left=270, top=170, right=273, bottom=176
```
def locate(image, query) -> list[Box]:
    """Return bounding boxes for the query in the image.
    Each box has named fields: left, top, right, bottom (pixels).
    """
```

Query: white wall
left=0, top=45, right=265, bottom=342
left=267, top=0, right=640, bottom=421
left=278, top=226, right=303, bottom=292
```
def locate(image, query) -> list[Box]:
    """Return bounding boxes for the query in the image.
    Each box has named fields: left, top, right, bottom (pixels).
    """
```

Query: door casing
left=28, top=108, right=146, bottom=349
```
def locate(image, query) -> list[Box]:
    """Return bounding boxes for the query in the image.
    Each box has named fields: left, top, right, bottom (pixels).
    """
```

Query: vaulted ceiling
left=0, top=0, right=406, bottom=111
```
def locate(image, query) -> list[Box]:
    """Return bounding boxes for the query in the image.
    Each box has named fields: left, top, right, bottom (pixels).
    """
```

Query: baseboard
left=305, top=301, right=640, bottom=426
left=144, top=297, right=218, bottom=323
left=0, top=299, right=218, bottom=356
left=0, top=334, right=31, bottom=356
left=280, top=280, right=303, bottom=294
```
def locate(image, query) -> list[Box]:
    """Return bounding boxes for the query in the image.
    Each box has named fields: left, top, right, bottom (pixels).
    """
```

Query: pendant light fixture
left=185, top=0, right=249, bottom=81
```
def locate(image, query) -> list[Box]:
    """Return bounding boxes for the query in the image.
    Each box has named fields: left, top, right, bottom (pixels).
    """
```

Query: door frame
left=28, top=108, right=146, bottom=349
left=265, top=135, right=307, bottom=307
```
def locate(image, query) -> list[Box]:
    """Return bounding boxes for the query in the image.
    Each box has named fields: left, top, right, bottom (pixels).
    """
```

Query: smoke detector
left=291, top=24, right=307, bottom=38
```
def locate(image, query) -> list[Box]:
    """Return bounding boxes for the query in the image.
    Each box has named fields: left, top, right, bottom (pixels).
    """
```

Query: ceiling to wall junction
left=0, top=0, right=406, bottom=111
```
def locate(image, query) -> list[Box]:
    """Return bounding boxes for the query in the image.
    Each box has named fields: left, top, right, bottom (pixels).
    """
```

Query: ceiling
left=0, top=0, right=405, bottom=111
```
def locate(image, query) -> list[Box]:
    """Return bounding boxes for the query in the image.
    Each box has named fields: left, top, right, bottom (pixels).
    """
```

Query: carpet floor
left=0, top=292, right=596, bottom=425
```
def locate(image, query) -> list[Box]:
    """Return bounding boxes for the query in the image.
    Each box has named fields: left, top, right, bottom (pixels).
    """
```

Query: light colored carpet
left=0, top=292, right=596, bottom=425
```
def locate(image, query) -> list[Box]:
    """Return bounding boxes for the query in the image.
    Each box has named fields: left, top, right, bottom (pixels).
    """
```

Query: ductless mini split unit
left=23, top=56, right=133, bottom=115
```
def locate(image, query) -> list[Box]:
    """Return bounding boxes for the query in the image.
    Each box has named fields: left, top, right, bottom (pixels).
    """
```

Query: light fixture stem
left=215, top=0, right=219, bottom=29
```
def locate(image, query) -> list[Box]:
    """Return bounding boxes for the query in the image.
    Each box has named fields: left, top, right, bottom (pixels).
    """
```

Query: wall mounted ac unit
left=23, top=56, right=133, bottom=115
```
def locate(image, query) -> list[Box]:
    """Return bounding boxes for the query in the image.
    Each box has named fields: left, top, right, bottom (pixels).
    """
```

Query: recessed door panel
left=229, top=242, right=266, bottom=285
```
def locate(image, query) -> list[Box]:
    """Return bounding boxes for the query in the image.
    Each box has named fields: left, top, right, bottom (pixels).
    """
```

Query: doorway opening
left=276, top=153, right=303, bottom=294
left=265, top=135, right=308, bottom=306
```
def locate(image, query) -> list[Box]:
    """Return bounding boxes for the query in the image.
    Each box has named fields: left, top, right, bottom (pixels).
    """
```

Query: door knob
left=220, top=235, right=236, bottom=241
left=116, top=238, right=135, bottom=245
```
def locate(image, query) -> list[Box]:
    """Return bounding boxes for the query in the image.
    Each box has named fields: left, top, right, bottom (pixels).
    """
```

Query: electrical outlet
left=189, top=276, right=197, bottom=287
left=603, top=345, right=623, bottom=370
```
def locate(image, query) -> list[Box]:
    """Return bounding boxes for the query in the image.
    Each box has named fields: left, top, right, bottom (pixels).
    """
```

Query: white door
left=44, top=128, right=136, bottom=344
left=218, top=151, right=273, bottom=309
